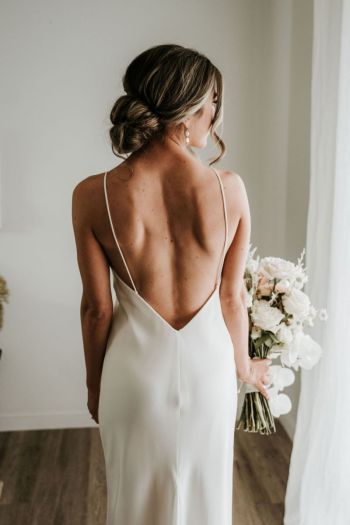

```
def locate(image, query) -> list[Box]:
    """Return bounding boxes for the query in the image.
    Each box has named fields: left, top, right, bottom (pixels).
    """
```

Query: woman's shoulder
left=217, top=167, right=242, bottom=181
left=216, top=169, right=249, bottom=213
left=216, top=168, right=245, bottom=192
left=72, top=171, right=107, bottom=196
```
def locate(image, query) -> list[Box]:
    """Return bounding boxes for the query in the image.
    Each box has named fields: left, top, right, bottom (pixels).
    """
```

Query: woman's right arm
left=219, top=172, right=271, bottom=399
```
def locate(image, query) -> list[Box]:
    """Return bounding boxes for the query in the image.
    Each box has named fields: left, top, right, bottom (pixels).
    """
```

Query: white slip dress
left=98, top=167, right=237, bottom=525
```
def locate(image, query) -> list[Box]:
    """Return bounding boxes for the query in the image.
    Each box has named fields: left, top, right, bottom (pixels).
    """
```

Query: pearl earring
left=185, top=127, right=190, bottom=145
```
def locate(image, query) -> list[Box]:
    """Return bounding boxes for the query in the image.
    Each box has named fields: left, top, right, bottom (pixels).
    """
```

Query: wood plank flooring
left=0, top=420, right=292, bottom=524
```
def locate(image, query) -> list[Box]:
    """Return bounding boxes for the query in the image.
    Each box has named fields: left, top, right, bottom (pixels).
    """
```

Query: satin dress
left=98, top=167, right=237, bottom=525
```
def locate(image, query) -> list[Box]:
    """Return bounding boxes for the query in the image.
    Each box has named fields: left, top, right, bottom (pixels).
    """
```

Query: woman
left=72, top=44, right=271, bottom=525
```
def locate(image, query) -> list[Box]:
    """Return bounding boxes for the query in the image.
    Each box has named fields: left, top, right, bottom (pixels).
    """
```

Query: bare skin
left=72, top=91, right=271, bottom=423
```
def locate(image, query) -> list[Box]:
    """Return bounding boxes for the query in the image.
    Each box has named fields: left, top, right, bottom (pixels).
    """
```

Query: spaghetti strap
left=211, top=167, right=228, bottom=285
left=103, top=168, right=227, bottom=294
left=98, top=167, right=237, bottom=525
left=103, top=171, right=138, bottom=294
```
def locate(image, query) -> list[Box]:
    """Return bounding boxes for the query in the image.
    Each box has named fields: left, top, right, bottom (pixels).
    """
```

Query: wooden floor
left=0, top=420, right=292, bottom=524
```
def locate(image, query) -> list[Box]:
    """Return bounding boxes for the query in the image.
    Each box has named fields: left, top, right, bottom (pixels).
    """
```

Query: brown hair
left=109, top=44, right=225, bottom=165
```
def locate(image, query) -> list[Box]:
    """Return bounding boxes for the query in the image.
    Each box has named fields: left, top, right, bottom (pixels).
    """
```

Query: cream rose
left=282, top=288, right=311, bottom=319
left=251, top=300, right=285, bottom=334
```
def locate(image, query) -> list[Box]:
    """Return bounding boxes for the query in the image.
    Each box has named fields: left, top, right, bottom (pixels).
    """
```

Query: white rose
left=276, top=324, right=293, bottom=344
left=251, top=325, right=261, bottom=339
left=258, top=256, right=299, bottom=281
left=282, top=288, right=311, bottom=320
left=251, top=300, right=285, bottom=334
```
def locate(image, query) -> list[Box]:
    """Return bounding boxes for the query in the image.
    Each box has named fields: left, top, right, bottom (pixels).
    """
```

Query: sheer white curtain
left=284, top=0, right=350, bottom=523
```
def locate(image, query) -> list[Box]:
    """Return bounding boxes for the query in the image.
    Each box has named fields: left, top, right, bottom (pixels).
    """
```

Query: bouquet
left=236, top=246, right=327, bottom=435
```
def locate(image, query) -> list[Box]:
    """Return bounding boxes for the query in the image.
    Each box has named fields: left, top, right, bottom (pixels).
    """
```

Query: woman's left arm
left=71, top=179, right=113, bottom=395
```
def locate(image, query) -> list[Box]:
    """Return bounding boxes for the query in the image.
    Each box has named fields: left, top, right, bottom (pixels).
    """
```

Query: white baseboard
left=0, top=409, right=296, bottom=438
left=0, top=411, right=99, bottom=431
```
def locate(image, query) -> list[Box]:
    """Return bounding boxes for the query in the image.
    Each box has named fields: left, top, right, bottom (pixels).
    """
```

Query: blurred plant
left=0, top=275, right=9, bottom=331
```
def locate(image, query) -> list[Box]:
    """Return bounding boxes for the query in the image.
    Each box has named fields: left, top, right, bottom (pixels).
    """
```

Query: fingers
left=259, top=382, right=270, bottom=400
left=261, top=367, right=271, bottom=400
left=257, top=366, right=271, bottom=383
left=258, top=374, right=270, bottom=399
left=262, top=361, right=272, bottom=379
left=249, top=358, right=272, bottom=400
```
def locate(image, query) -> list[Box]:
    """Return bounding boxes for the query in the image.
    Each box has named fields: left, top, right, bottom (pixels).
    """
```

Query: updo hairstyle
left=109, top=43, right=225, bottom=165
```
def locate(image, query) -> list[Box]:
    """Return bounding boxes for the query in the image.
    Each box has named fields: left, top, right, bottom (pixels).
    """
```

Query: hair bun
left=108, top=44, right=225, bottom=164
left=109, top=94, right=162, bottom=155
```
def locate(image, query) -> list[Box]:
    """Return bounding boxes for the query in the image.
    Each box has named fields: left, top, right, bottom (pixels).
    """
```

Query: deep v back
left=103, top=166, right=228, bottom=333
left=98, top=166, right=237, bottom=525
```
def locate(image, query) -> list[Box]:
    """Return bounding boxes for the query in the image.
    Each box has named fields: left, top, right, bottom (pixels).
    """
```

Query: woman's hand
left=239, top=358, right=272, bottom=400
left=87, top=388, right=100, bottom=424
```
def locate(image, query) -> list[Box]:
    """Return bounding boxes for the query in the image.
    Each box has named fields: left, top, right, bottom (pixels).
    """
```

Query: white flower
left=251, top=300, right=285, bottom=334
left=282, top=288, right=311, bottom=320
left=294, top=268, right=308, bottom=290
left=276, top=324, right=293, bottom=344
left=268, top=365, right=295, bottom=390
left=268, top=390, right=292, bottom=417
left=305, top=305, right=318, bottom=326
left=275, top=278, right=292, bottom=294
left=259, top=256, right=299, bottom=281
left=318, top=308, right=328, bottom=321
left=280, top=341, right=299, bottom=367
left=297, top=334, right=322, bottom=369
left=258, top=255, right=308, bottom=292
left=251, top=325, right=262, bottom=339
left=280, top=332, right=322, bottom=370
left=287, top=319, right=303, bottom=334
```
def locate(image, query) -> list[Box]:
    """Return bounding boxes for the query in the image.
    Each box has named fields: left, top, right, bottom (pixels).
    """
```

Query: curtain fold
left=284, top=0, right=350, bottom=523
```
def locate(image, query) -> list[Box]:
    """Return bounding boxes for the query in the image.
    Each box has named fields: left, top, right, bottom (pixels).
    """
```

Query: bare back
left=86, top=161, right=241, bottom=330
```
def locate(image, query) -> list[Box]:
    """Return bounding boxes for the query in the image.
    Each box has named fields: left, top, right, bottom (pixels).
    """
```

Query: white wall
left=252, top=0, right=313, bottom=439
left=0, top=0, right=312, bottom=435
